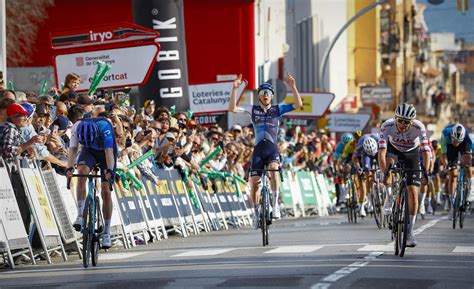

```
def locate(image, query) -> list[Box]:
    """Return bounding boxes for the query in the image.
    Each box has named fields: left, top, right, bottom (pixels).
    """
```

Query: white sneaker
left=383, top=195, right=393, bottom=216
left=360, top=205, right=367, bottom=217
left=426, top=201, right=433, bottom=214
left=273, top=205, right=281, bottom=219
left=73, top=216, right=82, bottom=232
left=102, top=233, right=112, bottom=249
left=419, top=202, right=426, bottom=215
left=406, top=234, right=417, bottom=247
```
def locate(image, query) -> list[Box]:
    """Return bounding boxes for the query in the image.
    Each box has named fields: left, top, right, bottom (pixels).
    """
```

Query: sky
left=418, top=0, right=474, bottom=42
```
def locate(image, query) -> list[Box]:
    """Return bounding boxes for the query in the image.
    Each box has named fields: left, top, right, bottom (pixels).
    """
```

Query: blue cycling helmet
left=341, top=133, right=353, bottom=143
left=77, top=119, right=99, bottom=147
left=257, top=83, right=275, bottom=95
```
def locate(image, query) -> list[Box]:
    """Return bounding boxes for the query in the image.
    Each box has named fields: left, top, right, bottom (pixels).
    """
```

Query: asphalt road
left=1, top=211, right=473, bottom=289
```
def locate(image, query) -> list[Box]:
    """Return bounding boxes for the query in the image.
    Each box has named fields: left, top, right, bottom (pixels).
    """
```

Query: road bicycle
left=451, top=165, right=470, bottom=229
left=388, top=162, right=422, bottom=257
left=67, top=167, right=111, bottom=268
left=345, top=172, right=358, bottom=224
left=368, top=169, right=386, bottom=229
left=254, top=167, right=283, bottom=247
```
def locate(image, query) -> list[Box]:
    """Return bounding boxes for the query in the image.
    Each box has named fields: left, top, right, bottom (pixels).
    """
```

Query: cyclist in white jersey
left=378, top=103, right=430, bottom=247
left=228, top=73, right=302, bottom=227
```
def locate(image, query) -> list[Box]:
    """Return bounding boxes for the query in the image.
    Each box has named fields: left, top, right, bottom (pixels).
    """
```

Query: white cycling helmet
left=450, top=124, right=466, bottom=142
left=363, top=137, right=378, bottom=156
left=395, top=103, right=416, bottom=120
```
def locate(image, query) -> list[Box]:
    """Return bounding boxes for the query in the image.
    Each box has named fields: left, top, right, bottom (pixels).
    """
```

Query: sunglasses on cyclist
left=258, top=89, right=274, bottom=97
left=396, top=118, right=412, bottom=125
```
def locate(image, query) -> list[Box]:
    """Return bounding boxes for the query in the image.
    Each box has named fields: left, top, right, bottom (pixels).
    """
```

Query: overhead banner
left=133, top=0, right=191, bottom=111
left=360, top=86, right=392, bottom=105
left=54, top=45, right=159, bottom=91
left=189, top=81, right=246, bottom=114
left=282, top=93, right=334, bottom=117
left=327, top=113, right=371, bottom=133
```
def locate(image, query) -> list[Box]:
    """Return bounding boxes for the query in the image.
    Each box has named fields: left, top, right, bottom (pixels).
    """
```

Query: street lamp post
left=318, top=0, right=386, bottom=92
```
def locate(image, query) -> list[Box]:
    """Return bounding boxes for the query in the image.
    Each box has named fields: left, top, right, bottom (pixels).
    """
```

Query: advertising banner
left=54, top=45, right=159, bottom=91
left=133, top=0, right=191, bottom=111
left=189, top=81, right=246, bottom=113
left=327, top=113, right=371, bottom=133
left=283, top=93, right=334, bottom=117
left=361, top=86, right=392, bottom=105
left=0, top=163, right=28, bottom=247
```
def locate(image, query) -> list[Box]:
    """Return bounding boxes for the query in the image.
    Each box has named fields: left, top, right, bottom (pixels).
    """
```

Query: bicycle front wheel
left=453, top=193, right=459, bottom=229
left=352, top=181, right=358, bottom=224
left=82, top=196, right=93, bottom=268
left=91, top=197, right=100, bottom=267
left=372, top=185, right=383, bottom=229
left=459, top=180, right=468, bottom=229
left=398, top=187, right=409, bottom=257
left=261, top=187, right=268, bottom=247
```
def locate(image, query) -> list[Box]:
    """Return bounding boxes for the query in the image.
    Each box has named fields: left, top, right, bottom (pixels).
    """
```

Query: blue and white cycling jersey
left=440, top=124, right=472, bottom=153
left=238, top=104, right=294, bottom=145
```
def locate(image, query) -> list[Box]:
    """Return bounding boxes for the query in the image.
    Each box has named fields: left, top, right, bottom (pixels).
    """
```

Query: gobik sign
left=50, top=22, right=160, bottom=91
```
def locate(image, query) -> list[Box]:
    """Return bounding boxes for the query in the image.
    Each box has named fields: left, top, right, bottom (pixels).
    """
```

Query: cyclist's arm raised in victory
left=229, top=74, right=243, bottom=113
left=286, top=73, right=303, bottom=110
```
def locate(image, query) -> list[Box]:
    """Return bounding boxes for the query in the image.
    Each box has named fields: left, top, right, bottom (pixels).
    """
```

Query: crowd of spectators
left=0, top=73, right=338, bottom=233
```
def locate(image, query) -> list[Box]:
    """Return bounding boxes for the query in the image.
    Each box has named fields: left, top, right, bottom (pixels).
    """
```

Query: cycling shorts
left=386, top=142, right=421, bottom=187
left=77, top=148, right=117, bottom=182
left=250, top=139, right=280, bottom=177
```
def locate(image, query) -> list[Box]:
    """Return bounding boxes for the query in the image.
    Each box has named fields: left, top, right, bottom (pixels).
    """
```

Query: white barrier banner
left=22, top=169, right=60, bottom=237
left=0, top=166, right=27, bottom=241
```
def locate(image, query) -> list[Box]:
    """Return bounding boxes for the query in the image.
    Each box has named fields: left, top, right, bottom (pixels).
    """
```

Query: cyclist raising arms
left=378, top=103, right=430, bottom=247
left=440, top=123, right=472, bottom=218
left=67, top=117, right=118, bottom=249
left=228, top=73, right=303, bottom=227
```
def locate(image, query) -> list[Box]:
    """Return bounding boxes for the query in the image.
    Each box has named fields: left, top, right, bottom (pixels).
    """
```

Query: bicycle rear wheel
left=261, top=187, right=268, bottom=247
left=91, top=197, right=100, bottom=267
left=82, top=196, right=93, bottom=268
left=398, top=187, right=409, bottom=257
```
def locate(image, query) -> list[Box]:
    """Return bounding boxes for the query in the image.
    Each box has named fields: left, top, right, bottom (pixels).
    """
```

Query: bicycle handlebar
left=66, top=174, right=113, bottom=191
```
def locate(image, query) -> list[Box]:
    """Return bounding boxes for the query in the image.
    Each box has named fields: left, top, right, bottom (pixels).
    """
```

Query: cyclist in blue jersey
left=352, top=134, right=379, bottom=217
left=229, top=73, right=302, bottom=227
left=440, top=124, right=472, bottom=218
left=67, top=117, right=118, bottom=248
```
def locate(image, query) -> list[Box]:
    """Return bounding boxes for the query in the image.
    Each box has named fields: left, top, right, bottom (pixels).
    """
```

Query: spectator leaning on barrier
left=32, top=104, right=50, bottom=134
left=0, top=104, right=44, bottom=159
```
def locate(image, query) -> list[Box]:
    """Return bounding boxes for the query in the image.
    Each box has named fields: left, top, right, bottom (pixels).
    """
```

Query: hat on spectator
left=165, top=132, right=176, bottom=140
left=187, top=120, right=198, bottom=127
left=231, top=124, right=242, bottom=132
left=77, top=94, right=94, bottom=105
left=20, top=103, right=35, bottom=118
left=52, top=115, right=70, bottom=131
left=144, top=100, right=155, bottom=109
left=39, top=95, right=55, bottom=105
left=59, top=90, right=78, bottom=102
left=35, top=104, right=50, bottom=116
left=7, top=103, right=29, bottom=117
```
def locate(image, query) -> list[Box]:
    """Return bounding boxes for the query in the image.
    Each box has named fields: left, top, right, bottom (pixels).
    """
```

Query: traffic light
left=458, top=0, right=469, bottom=13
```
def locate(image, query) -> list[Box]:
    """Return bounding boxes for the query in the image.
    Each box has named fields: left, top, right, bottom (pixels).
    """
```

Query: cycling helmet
left=450, top=124, right=466, bottom=142
left=395, top=103, right=416, bottom=120
left=363, top=137, right=378, bottom=156
left=77, top=119, right=99, bottom=147
left=341, top=133, right=353, bottom=143
left=257, top=83, right=275, bottom=95
left=431, top=139, right=439, bottom=148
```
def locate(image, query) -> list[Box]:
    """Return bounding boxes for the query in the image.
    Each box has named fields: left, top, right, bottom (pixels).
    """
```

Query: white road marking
left=264, top=245, right=323, bottom=254
left=358, top=245, right=393, bottom=252
left=452, top=246, right=474, bottom=253
left=97, top=252, right=147, bottom=261
left=413, top=216, right=446, bottom=235
left=171, top=248, right=234, bottom=257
